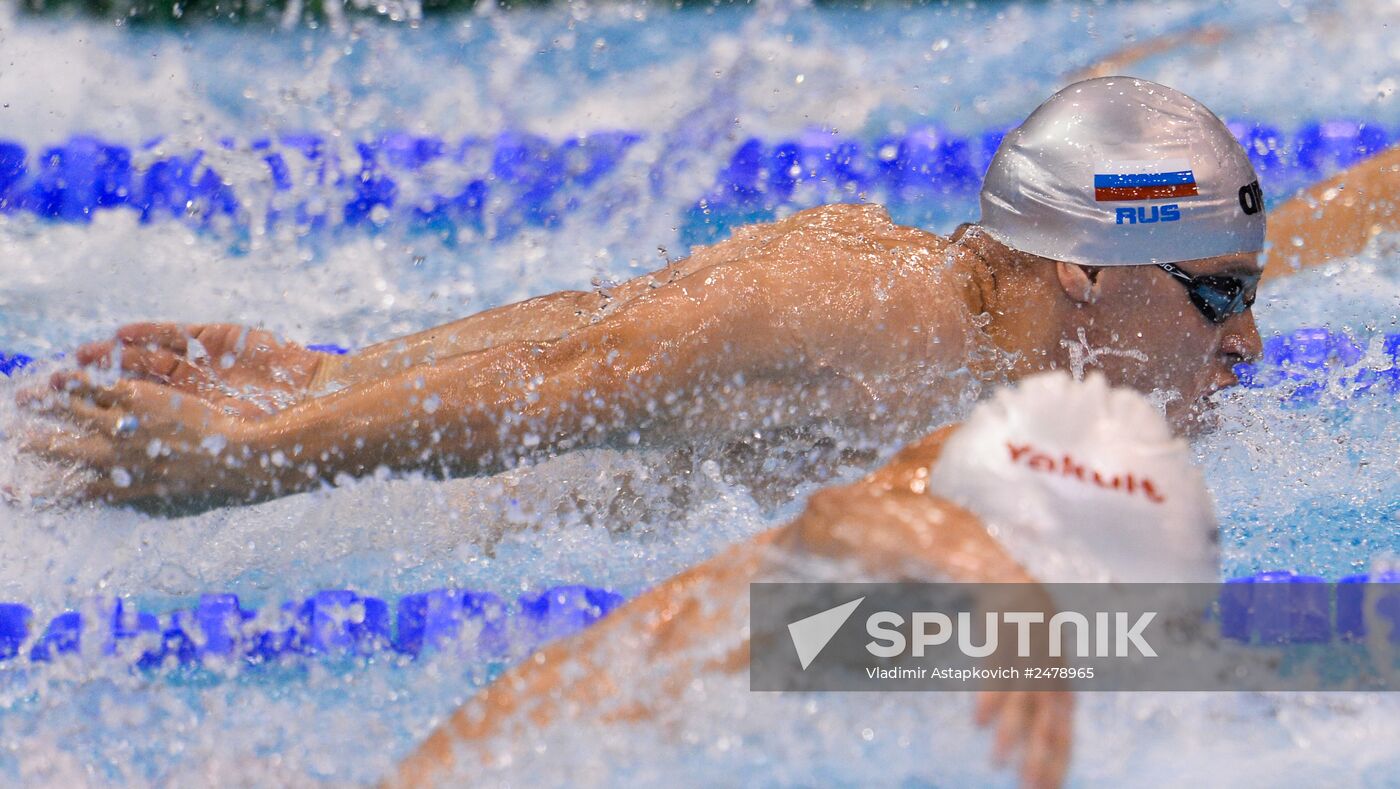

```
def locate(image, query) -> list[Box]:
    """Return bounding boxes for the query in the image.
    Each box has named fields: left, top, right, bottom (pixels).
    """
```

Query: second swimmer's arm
left=1264, top=144, right=1400, bottom=278
left=392, top=434, right=1056, bottom=788
left=778, top=426, right=1035, bottom=583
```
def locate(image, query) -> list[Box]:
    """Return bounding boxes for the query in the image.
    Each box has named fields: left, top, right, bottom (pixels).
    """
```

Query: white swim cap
left=979, top=76, right=1266, bottom=267
left=926, top=372, right=1218, bottom=583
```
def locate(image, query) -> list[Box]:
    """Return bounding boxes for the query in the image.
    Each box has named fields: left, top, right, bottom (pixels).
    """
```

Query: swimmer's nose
left=1219, top=309, right=1262, bottom=364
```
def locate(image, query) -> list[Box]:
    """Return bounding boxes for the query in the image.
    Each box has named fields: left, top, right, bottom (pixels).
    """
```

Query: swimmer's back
left=632, top=203, right=979, bottom=371
left=372, top=204, right=964, bottom=370
left=611, top=203, right=955, bottom=301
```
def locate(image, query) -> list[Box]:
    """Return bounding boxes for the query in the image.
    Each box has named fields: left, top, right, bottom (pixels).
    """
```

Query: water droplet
left=111, top=467, right=132, bottom=488
left=186, top=337, right=210, bottom=363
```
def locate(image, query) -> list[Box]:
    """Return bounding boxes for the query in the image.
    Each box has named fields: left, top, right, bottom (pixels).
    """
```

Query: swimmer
left=390, top=372, right=1219, bottom=789
left=17, top=76, right=1394, bottom=508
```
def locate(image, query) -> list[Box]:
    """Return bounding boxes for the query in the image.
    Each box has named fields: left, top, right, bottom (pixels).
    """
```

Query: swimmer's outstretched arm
left=27, top=203, right=976, bottom=506
left=22, top=253, right=871, bottom=506
left=309, top=290, right=608, bottom=392
left=69, top=291, right=609, bottom=415
left=1263, top=143, right=1400, bottom=278
left=77, top=244, right=716, bottom=409
left=1068, top=25, right=1230, bottom=81
left=392, top=427, right=1070, bottom=789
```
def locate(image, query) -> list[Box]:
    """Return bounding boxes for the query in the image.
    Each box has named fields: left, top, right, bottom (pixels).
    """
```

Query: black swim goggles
left=1155, top=261, right=1260, bottom=325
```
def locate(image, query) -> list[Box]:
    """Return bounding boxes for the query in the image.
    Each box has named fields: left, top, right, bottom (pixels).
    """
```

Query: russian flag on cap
left=1094, top=159, right=1199, bottom=202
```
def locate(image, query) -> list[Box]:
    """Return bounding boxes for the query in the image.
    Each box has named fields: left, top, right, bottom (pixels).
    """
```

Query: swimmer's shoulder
left=767, top=202, right=948, bottom=248
left=724, top=203, right=953, bottom=275
left=701, top=203, right=946, bottom=253
left=640, top=202, right=955, bottom=300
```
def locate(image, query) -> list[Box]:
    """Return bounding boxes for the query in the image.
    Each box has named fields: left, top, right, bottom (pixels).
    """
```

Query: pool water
left=0, top=0, right=1398, bottom=784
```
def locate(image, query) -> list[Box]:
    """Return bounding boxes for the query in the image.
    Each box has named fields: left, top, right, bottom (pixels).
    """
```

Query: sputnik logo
left=788, top=597, right=864, bottom=670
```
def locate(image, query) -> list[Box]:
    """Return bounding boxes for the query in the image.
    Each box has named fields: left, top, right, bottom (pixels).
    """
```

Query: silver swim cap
left=979, top=77, right=1266, bottom=267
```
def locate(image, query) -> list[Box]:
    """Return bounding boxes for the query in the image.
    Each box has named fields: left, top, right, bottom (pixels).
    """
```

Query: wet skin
left=1005, top=248, right=1264, bottom=431
left=20, top=201, right=1265, bottom=509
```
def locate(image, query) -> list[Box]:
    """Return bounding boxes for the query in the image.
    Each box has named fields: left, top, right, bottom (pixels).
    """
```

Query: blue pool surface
left=0, top=0, right=1399, bottom=784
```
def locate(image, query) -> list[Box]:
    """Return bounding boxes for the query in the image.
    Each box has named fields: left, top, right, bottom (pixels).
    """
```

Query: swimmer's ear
left=1054, top=262, right=1103, bottom=305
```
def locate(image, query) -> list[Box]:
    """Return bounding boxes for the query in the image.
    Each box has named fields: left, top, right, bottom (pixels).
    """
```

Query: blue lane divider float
left=0, top=120, right=1390, bottom=236
left=1220, top=571, right=1400, bottom=645
left=0, top=352, right=33, bottom=376
left=1233, top=327, right=1400, bottom=406
left=4, top=584, right=625, bottom=670
left=0, top=131, right=645, bottom=240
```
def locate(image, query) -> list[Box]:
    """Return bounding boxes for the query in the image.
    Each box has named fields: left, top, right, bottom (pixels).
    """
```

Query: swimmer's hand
left=17, top=373, right=272, bottom=508
left=75, top=323, right=323, bottom=418
left=974, top=581, right=1073, bottom=789
left=976, top=686, right=1073, bottom=789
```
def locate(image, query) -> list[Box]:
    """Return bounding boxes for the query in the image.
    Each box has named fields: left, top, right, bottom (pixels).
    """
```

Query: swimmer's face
left=1063, top=252, right=1264, bottom=429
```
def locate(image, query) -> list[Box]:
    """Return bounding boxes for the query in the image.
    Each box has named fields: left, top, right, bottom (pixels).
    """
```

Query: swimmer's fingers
left=23, top=393, right=123, bottom=434
left=975, top=688, right=1008, bottom=727
left=14, top=381, right=53, bottom=410
left=36, top=372, right=135, bottom=409
left=991, top=691, right=1033, bottom=766
left=75, top=323, right=190, bottom=369
left=58, top=377, right=139, bottom=408
left=18, top=427, right=148, bottom=505
left=111, top=345, right=217, bottom=390
left=1021, top=691, right=1072, bottom=789
left=114, top=322, right=192, bottom=355
left=15, top=379, right=134, bottom=442
left=20, top=427, right=117, bottom=471
left=72, top=345, right=181, bottom=384
left=84, top=327, right=217, bottom=389
left=15, top=372, right=102, bottom=410
left=74, top=338, right=117, bottom=368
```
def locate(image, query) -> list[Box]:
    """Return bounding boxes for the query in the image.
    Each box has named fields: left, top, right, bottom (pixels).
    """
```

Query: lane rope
left=0, top=121, right=1387, bottom=235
